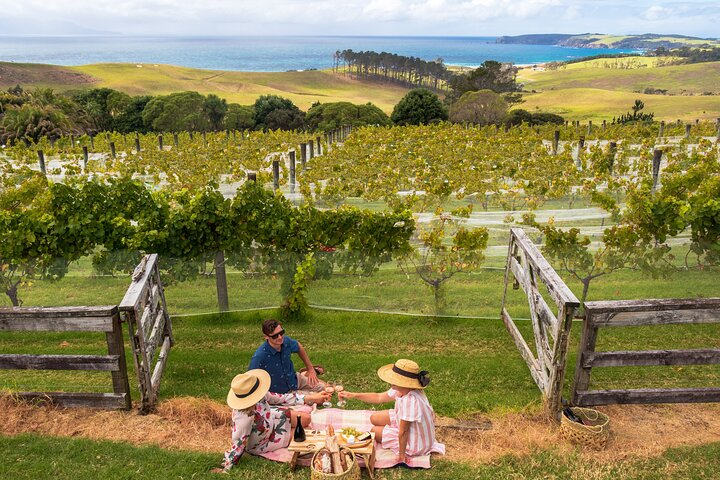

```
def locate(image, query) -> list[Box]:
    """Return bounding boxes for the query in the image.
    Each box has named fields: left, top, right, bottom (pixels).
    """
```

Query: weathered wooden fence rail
left=0, top=306, right=131, bottom=409
left=501, top=228, right=580, bottom=421
left=573, top=298, right=720, bottom=406
left=119, top=253, right=174, bottom=413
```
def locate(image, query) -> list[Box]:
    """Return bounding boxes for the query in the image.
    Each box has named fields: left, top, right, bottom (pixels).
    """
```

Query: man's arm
left=296, top=341, right=319, bottom=387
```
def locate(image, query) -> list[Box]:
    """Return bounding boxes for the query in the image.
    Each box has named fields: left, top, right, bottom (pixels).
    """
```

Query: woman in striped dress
left=338, top=359, right=445, bottom=463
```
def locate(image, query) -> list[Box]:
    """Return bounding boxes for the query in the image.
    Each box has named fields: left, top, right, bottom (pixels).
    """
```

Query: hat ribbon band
left=392, top=365, right=431, bottom=387
left=235, top=378, right=260, bottom=399
left=392, top=365, right=420, bottom=379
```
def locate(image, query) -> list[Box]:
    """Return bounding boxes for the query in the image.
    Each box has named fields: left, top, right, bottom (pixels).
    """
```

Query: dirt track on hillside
left=3, top=396, right=720, bottom=465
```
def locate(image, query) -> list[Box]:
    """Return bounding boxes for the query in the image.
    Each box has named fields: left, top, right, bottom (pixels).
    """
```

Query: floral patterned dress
left=222, top=391, right=305, bottom=471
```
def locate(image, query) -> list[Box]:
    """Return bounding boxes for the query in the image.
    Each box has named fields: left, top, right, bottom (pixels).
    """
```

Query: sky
left=1, top=0, right=719, bottom=38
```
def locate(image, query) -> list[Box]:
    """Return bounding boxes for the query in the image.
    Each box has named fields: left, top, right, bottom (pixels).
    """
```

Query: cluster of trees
left=390, top=60, right=561, bottom=127
left=334, top=49, right=450, bottom=91
left=0, top=86, right=392, bottom=145
left=1, top=56, right=563, bottom=145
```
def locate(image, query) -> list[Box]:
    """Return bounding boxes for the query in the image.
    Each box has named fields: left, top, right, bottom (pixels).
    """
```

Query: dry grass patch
left=3, top=395, right=720, bottom=466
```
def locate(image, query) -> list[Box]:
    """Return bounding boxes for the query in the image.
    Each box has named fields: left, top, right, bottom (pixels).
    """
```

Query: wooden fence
left=0, top=306, right=131, bottom=409
left=501, top=228, right=581, bottom=421
left=119, top=254, right=174, bottom=413
left=573, top=298, right=720, bottom=406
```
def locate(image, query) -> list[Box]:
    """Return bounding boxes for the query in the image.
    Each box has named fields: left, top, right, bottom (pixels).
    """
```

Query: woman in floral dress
left=220, top=369, right=329, bottom=472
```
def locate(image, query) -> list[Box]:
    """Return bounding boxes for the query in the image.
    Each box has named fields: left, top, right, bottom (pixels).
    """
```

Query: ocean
left=0, top=35, right=638, bottom=72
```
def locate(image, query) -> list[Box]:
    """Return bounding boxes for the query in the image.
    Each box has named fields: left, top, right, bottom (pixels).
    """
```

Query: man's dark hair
left=262, top=319, right=281, bottom=335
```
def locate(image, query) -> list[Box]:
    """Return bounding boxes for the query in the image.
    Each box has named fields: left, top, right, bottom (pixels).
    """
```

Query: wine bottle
left=294, top=420, right=306, bottom=442
left=563, top=407, right=584, bottom=425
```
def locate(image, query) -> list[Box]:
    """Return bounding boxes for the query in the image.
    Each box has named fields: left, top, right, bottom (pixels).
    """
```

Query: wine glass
left=323, top=381, right=335, bottom=408
left=335, top=383, right=346, bottom=408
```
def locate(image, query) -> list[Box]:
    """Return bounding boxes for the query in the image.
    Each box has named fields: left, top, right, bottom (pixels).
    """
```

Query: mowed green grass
left=2, top=433, right=720, bottom=480
left=1, top=257, right=718, bottom=416
left=518, top=59, right=720, bottom=121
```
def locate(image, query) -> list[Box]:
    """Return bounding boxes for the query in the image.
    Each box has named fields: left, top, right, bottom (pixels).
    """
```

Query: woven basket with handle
left=310, top=446, right=360, bottom=480
left=559, top=407, right=610, bottom=449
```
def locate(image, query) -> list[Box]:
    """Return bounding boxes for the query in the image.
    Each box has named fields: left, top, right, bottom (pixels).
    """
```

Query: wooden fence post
left=90, top=134, right=94, bottom=150
left=658, top=121, right=665, bottom=138
left=300, top=143, right=307, bottom=172
left=215, top=251, right=229, bottom=312
left=37, top=150, right=46, bottom=175
left=135, top=136, right=141, bottom=153
left=553, top=130, right=560, bottom=154
left=289, top=150, right=296, bottom=194
left=272, top=160, right=280, bottom=190
left=608, top=141, right=617, bottom=174
left=110, top=142, right=116, bottom=159
left=173, top=133, right=179, bottom=147
left=587, top=121, right=592, bottom=136
left=308, top=140, right=314, bottom=160
left=247, top=172, right=256, bottom=182
left=158, top=134, right=163, bottom=150
left=83, top=146, right=89, bottom=170
left=651, top=149, right=663, bottom=192
left=685, top=123, right=691, bottom=139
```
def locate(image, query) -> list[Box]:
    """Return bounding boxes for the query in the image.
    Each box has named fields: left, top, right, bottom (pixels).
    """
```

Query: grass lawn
left=2, top=433, right=720, bottom=479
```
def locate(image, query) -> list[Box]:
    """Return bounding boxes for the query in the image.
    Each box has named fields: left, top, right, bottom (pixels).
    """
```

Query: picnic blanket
left=257, top=407, right=436, bottom=469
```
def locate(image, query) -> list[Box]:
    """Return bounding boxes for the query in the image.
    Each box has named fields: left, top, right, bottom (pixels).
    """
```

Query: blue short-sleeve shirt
left=249, top=336, right=300, bottom=394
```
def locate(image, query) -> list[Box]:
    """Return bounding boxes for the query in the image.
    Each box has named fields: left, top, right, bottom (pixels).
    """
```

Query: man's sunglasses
left=268, top=329, right=285, bottom=339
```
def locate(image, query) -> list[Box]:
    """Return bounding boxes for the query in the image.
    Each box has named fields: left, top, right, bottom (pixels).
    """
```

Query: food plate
left=338, top=436, right=372, bottom=449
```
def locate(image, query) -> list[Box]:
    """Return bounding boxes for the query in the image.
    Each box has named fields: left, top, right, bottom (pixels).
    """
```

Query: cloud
left=643, top=5, right=674, bottom=21
left=0, top=0, right=718, bottom=36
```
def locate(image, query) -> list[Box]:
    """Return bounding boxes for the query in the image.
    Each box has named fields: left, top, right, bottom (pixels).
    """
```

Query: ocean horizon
left=0, top=35, right=638, bottom=72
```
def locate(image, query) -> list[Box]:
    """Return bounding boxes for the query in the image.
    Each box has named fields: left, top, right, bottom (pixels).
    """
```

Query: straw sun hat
left=226, top=369, right=271, bottom=410
left=377, top=359, right=431, bottom=389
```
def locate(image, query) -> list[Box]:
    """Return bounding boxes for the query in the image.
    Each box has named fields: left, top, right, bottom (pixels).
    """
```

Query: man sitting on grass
left=249, top=319, right=326, bottom=404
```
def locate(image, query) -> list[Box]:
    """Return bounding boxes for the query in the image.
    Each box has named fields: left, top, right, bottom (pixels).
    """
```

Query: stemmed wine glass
left=323, top=381, right=335, bottom=408
left=335, top=382, right=346, bottom=408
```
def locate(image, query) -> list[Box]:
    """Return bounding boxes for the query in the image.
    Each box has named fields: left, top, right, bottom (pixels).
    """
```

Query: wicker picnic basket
left=559, top=407, right=610, bottom=449
left=310, top=446, right=360, bottom=480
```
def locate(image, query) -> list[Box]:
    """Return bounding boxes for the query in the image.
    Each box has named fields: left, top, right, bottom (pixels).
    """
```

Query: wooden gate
left=0, top=306, right=132, bottom=409
left=573, top=298, right=720, bottom=406
left=501, top=228, right=580, bottom=421
left=119, top=254, right=174, bottom=413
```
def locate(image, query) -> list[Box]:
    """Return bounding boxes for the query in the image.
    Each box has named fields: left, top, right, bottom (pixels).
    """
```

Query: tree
left=305, top=101, right=390, bottom=131
left=253, top=95, right=304, bottom=131
left=448, top=89, right=508, bottom=126
left=142, top=91, right=211, bottom=132
left=223, top=104, right=255, bottom=130
left=113, top=95, right=152, bottom=133
left=399, top=205, right=489, bottom=314
left=203, top=94, right=228, bottom=131
left=447, top=60, right=520, bottom=103
left=0, top=103, right=72, bottom=145
left=71, top=87, right=117, bottom=132
left=390, top=89, right=447, bottom=126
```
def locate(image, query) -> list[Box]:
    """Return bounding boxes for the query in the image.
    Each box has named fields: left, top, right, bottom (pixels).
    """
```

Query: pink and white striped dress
left=381, top=388, right=446, bottom=457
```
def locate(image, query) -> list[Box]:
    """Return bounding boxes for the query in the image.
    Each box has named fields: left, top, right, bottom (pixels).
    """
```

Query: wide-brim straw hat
left=377, top=359, right=430, bottom=389
left=226, top=369, right=271, bottom=410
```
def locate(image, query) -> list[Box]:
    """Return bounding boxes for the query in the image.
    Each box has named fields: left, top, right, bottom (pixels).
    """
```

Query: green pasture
left=72, top=64, right=410, bottom=113
left=518, top=58, right=720, bottom=121
left=518, top=88, right=720, bottom=121
left=519, top=60, right=720, bottom=94
left=2, top=433, right=720, bottom=479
